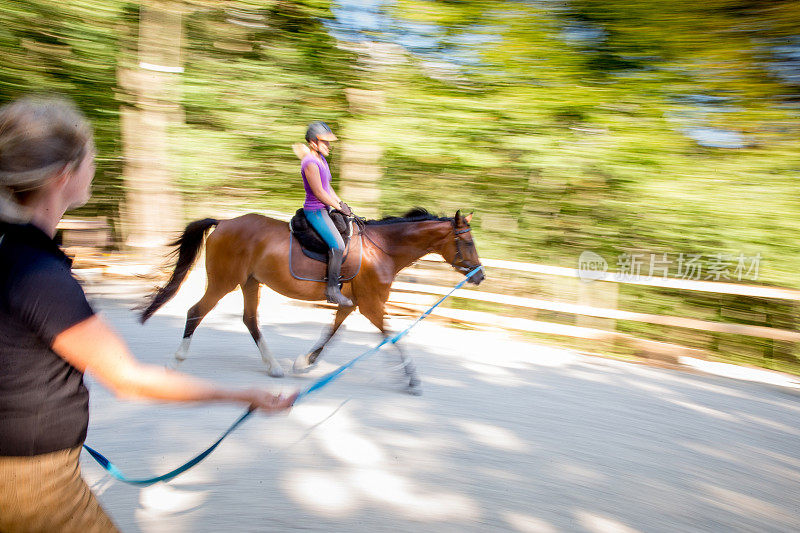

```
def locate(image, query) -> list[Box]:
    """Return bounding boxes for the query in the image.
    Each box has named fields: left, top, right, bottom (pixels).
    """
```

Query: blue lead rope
left=82, top=407, right=255, bottom=486
left=83, top=266, right=483, bottom=486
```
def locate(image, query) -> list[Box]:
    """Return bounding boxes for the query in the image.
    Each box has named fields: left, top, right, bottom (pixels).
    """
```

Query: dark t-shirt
left=0, top=221, right=94, bottom=456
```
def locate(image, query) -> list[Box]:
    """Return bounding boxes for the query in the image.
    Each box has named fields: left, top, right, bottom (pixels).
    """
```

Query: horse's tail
left=139, top=218, right=219, bottom=323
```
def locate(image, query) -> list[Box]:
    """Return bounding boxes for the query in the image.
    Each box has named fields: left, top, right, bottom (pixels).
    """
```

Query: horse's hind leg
left=360, top=301, right=421, bottom=395
left=242, top=277, right=284, bottom=378
left=293, top=305, right=354, bottom=374
left=173, top=282, right=231, bottom=366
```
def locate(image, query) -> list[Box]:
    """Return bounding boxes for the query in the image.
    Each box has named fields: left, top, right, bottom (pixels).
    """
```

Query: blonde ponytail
left=292, top=143, right=311, bottom=160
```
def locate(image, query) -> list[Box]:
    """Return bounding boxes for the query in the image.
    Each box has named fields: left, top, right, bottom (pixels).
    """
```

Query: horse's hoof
left=267, top=365, right=285, bottom=378
left=406, top=384, right=422, bottom=396
left=168, top=358, right=183, bottom=370
left=292, top=355, right=318, bottom=374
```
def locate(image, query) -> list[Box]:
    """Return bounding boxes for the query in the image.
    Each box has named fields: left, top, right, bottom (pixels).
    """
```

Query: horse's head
left=442, top=210, right=484, bottom=285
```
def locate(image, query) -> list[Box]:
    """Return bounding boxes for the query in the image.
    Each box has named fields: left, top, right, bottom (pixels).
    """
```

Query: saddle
left=288, top=209, right=362, bottom=282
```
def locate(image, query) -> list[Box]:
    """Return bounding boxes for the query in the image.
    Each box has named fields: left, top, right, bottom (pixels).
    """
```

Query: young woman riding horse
left=295, top=121, right=353, bottom=307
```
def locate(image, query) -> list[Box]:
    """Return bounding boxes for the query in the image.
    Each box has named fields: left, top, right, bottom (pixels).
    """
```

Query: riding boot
left=325, top=249, right=353, bottom=307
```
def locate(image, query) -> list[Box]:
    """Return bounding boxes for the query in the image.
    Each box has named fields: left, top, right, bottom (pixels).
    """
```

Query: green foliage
left=371, top=0, right=800, bottom=290
left=174, top=1, right=354, bottom=214
left=369, top=0, right=800, bottom=370
left=0, top=0, right=128, bottom=219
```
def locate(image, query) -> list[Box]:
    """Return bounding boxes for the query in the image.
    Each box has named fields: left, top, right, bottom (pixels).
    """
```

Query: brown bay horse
left=139, top=208, right=484, bottom=393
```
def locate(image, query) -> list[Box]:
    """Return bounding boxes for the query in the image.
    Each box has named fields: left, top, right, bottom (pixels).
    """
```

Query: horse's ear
left=455, top=209, right=462, bottom=223
left=464, top=212, right=473, bottom=224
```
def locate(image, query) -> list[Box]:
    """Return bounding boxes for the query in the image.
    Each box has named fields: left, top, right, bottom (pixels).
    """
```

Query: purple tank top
left=301, top=154, right=333, bottom=210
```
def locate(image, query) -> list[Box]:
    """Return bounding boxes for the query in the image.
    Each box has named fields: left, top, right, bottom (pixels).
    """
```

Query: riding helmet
left=305, top=121, right=338, bottom=142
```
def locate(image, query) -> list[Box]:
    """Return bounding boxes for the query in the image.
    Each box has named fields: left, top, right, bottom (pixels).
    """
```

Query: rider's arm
left=303, top=162, right=341, bottom=210
left=52, top=315, right=295, bottom=412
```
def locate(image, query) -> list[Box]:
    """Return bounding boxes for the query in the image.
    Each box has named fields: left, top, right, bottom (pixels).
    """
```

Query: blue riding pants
left=304, top=208, right=345, bottom=251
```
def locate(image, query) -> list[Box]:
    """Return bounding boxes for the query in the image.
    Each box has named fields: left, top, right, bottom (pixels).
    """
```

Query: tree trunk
left=120, top=1, right=184, bottom=256
left=339, top=87, right=384, bottom=219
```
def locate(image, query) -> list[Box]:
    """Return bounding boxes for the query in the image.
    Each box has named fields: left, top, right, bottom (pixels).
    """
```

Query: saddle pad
left=289, top=233, right=362, bottom=282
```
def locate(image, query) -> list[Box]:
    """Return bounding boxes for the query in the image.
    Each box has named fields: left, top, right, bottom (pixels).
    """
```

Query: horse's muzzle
left=466, top=266, right=485, bottom=285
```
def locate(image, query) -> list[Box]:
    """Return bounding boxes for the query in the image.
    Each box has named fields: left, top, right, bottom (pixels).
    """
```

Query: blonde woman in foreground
left=0, top=95, right=296, bottom=533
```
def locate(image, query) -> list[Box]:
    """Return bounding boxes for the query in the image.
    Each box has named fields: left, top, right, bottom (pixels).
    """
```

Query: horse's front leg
left=293, top=305, right=354, bottom=373
left=390, top=340, right=421, bottom=395
left=360, top=297, right=422, bottom=395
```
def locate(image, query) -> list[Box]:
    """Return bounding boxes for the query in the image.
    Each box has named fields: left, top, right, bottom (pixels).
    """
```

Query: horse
left=139, top=208, right=484, bottom=394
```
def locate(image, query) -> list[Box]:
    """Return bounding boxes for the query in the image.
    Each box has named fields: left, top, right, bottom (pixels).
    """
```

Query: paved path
left=79, top=275, right=800, bottom=533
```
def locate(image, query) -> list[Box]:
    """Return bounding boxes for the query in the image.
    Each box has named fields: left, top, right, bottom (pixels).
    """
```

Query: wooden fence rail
left=388, top=255, right=798, bottom=363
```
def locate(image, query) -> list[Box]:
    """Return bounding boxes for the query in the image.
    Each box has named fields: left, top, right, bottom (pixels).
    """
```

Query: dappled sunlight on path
left=80, top=279, right=800, bottom=532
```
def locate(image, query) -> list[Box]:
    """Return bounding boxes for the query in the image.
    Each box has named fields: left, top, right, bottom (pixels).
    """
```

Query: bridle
left=452, top=222, right=476, bottom=274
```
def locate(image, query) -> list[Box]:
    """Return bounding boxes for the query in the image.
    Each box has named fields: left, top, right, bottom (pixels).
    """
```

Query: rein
left=360, top=217, right=475, bottom=267
left=82, top=265, right=484, bottom=487
left=360, top=225, right=393, bottom=257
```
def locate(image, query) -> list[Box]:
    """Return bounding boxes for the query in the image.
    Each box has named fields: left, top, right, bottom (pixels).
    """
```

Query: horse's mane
left=364, top=207, right=451, bottom=226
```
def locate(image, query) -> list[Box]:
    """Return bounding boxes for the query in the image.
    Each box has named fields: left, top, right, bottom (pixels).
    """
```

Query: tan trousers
left=0, top=446, right=119, bottom=533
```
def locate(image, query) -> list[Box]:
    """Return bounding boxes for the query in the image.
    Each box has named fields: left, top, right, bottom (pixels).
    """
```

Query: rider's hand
left=338, top=201, right=353, bottom=217
left=247, top=390, right=298, bottom=414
